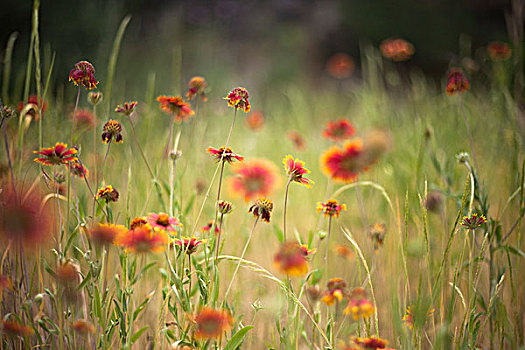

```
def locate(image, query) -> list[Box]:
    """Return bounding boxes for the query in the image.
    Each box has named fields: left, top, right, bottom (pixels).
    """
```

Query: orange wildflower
left=186, top=76, right=208, bottom=102
left=446, top=68, right=470, bottom=95
left=287, top=130, right=306, bottom=151
left=326, top=53, right=355, bottom=79
left=246, top=111, right=265, bottom=131
left=115, top=101, right=138, bottom=116
left=380, top=38, right=415, bottom=61
left=172, top=236, right=206, bottom=255
left=273, top=241, right=309, bottom=276
left=323, top=119, right=355, bottom=142
left=115, top=225, right=168, bottom=253
left=96, top=185, right=119, bottom=203
left=228, top=159, right=280, bottom=201
left=317, top=199, right=346, bottom=218
left=89, top=223, right=127, bottom=246
left=72, top=108, right=95, bottom=128
left=193, top=307, right=233, bottom=339
left=321, top=278, right=347, bottom=306
left=248, top=197, right=274, bottom=223
left=33, top=142, right=77, bottom=166
left=225, top=87, right=250, bottom=112
left=147, top=212, right=182, bottom=233
left=0, top=319, right=34, bottom=337
left=487, top=41, right=512, bottom=61
left=157, top=96, right=195, bottom=122
left=72, top=319, right=95, bottom=335
left=101, top=119, right=123, bottom=143
left=206, top=146, right=244, bottom=163
left=320, top=139, right=364, bottom=183
left=283, top=155, right=313, bottom=187
left=68, top=160, right=89, bottom=178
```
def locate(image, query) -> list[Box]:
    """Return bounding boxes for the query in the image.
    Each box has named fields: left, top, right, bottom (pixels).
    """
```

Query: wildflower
left=115, top=225, right=168, bottom=253
left=72, top=319, right=95, bottom=335
left=326, top=53, right=355, bottom=79
left=402, top=305, right=435, bottom=330
left=287, top=130, right=306, bottom=151
left=306, top=286, right=322, bottom=303
left=380, top=38, right=415, bottom=61
left=69, top=60, right=98, bottom=89
left=0, top=275, right=13, bottom=291
left=317, top=199, right=346, bottom=218
left=0, top=186, right=53, bottom=247
left=348, top=336, right=389, bottom=349
left=172, top=236, right=206, bottom=255
left=368, top=222, right=386, bottom=253
left=461, top=213, right=487, bottom=230
left=33, top=142, right=78, bottom=166
left=0, top=319, right=34, bottom=337
left=321, top=139, right=364, bottom=183
left=56, top=260, right=80, bottom=284
left=18, top=94, right=47, bottom=116
left=115, top=101, right=138, bottom=116
left=344, top=287, right=375, bottom=320
left=186, top=76, right=208, bottom=102
left=228, top=159, right=280, bottom=201
left=68, top=160, right=89, bottom=178
left=201, top=221, right=220, bottom=235
left=147, top=212, right=182, bottom=233
left=96, top=185, right=119, bottom=203
left=206, top=146, right=244, bottom=163
left=248, top=197, right=274, bottom=223
left=360, top=129, right=392, bottom=167
left=323, top=119, right=355, bottom=143
left=273, top=241, right=309, bottom=276
left=246, top=111, right=265, bottom=131
left=487, top=41, right=512, bottom=61
left=446, top=68, right=470, bottom=95
left=88, top=91, right=103, bottom=105
left=424, top=191, right=443, bottom=213
left=130, top=217, right=148, bottom=230
left=157, top=96, right=195, bottom=122
left=217, top=200, right=233, bottom=215
left=299, top=244, right=315, bottom=256
left=335, top=244, right=354, bottom=261
left=101, top=119, right=123, bottom=143
left=225, top=87, right=250, bottom=112
left=320, top=278, right=347, bottom=306
left=89, top=223, right=127, bottom=246
left=72, top=108, right=96, bottom=128
left=193, top=307, right=233, bottom=339
left=283, top=155, right=314, bottom=187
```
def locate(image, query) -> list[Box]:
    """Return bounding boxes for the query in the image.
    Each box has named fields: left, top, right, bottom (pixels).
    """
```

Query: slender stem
left=70, top=86, right=81, bottom=145
left=283, top=177, right=292, bottom=244
left=213, top=161, right=226, bottom=227
left=223, top=217, right=259, bottom=302
left=70, top=178, right=87, bottom=252
left=2, top=120, right=16, bottom=195
left=215, top=213, right=224, bottom=264
left=188, top=254, right=192, bottom=296
left=459, top=96, right=479, bottom=172
left=127, top=113, right=155, bottom=179
left=324, top=216, right=333, bottom=277
left=164, top=117, right=175, bottom=161
left=100, top=142, right=112, bottom=185
left=93, top=104, right=98, bottom=187
left=54, top=167, right=64, bottom=253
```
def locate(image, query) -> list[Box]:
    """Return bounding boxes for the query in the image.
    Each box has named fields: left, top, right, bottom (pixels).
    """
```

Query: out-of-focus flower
left=186, top=77, right=208, bottom=102
left=323, top=119, right=356, bottom=143
left=360, top=129, right=392, bottom=167
left=402, top=305, right=435, bottom=330
left=72, top=319, right=95, bottom=335
left=326, top=53, right=355, bottom=79
left=287, top=130, right=306, bottom=151
left=207, top=146, right=244, bottom=163
left=487, top=41, right=512, bottom=61
left=201, top=220, right=220, bottom=235
left=0, top=275, right=13, bottom=292
left=225, top=87, right=250, bottom=112
left=335, top=244, right=354, bottom=261
left=17, top=95, right=47, bottom=116
left=130, top=217, right=148, bottom=230
left=321, top=140, right=364, bottom=183
left=380, top=38, right=415, bottom=61
left=228, top=159, right=280, bottom=201
left=306, top=285, right=321, bottom=303
left=33, top=142, right=77, bottom=166
left=446, top=68, right=470, bottom=95
left=299, top=244, right=315, bottom=257
left=424, top=191, right=443, bottom=213
left=341, top=336, right=390, bottom=349
left=101, top=119, right=123, bottom=143
left=368, top=222, right=386, bottom=253
left=147, top=212, right=182, bottom=233
left=246, top=111, right=265, bottom=131
left=69, top=60, right=98, bottom=90
left=89, top=223, right=127, bottom=246
left=0, top=319, right=34, bottom=337
left=56, top=260, right=80, bottom=284
left=461, top=213, right=487, bottom=230
left=115, top=101, right=138, bottom=116
left=321, top=278, right=347, bottom=306
left=273, top=241, right=309, bottom=276
left=317, top=199, right=346, bottom=218
left=115, top=225, right=168, bottom=253
left=344, top=287, right=375, bottom=320
left=88, top=91, right=103, bottom=105
left=72, top=108, right=96, bottom=129
left=157, top=96, right=195, bottom=122
left=217, top=200, right=233, bottom=215
left=96, top=185, right=119, bottom=203
left=283, top=155, right=314, bottom=187
left=248, top=197, right=274, bottom=223
left=172, top=236, right=207, bottom=255
left=193, top=307, right=233, bottom=339
left=68, top=160, right=89, bottom=179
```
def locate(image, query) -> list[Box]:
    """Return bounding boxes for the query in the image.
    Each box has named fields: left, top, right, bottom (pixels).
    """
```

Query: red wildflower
left=33, top=142, right=78, bottom=166
left=201, top=221, right=220, bottom=235
left=115, top=101, right=138, bottom=116
left=380, top=38, right=415, bottom=61
left=323, top=119, right=355, bottom=142
left=115, top=225, right=168, bottom=253
left=321, top=278, right=347, bottom=306
left=273, top=241, right=309, bottom=276
left=72, top=319, right=95, bottom=335
left=101, top=119, right=123, bottom=143
left=487, top=41, right=512, bottom=61
left=193, top=307, right=233, bottom=339
left=248, top=197, right=274, bottom=223
left=283, top=155, right=314, bottom=187
left=68, top=160, right=89, bottom=178
left=130, top=217, right=148, bottom=230
left=0, top=319, right=34, bottom=337
left=147, top=212, right=182, bottom=233
left=69, top=60, right=98, bottom=89
left=172, top=236, right=206, bottom=255
left=287, top=130, right=306, bottom=151
left=326, top=53, right=355, bottom=79
left=228, top=159, right=280, bottom=201
left=317, top=199, right=346, bottom=218
left=157, top=96, right=195, bottom=122
left=461, top=213, right=487, bottom=230
left=446, top=68, right=470, bottom=95
left=320, top=139, right=364, bottom=183
left=89, top=223, right=127, bottom=246
left=186, top=76, right=208, bottom=102
left=225, top=87, right=250, bottom=112
left=17, top=94, right=47, bottom=115
left=96, top=185, right=119, bottom=203
left=206, top=146, right=244, bottom=163
left=72, top=108, right=96, bottom=128
left=343, top=288, right=375, bottom=320
left=246, top=111, right=265, bottom=131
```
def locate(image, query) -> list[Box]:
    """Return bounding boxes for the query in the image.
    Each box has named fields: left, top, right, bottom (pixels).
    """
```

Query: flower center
left=156, top=214, right=170, bottom=227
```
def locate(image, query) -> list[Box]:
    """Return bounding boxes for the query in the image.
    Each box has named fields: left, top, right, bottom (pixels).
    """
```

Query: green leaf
left=223, top=326, right=254, bottom=350
left=273, top=224, right=284, bottom=244
left=131, top=326, right=149, bottom=344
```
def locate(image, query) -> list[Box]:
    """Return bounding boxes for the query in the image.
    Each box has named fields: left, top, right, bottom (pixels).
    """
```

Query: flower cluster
left=317, top=199, right=346, bottom=218
left=102, top=119, right=124, bottom=143
left=380, top=38, right=415, bottom=61
left=461, top=213, right=487, bottom=230
left=69, top=60, right=98, bottom=89
left=225, top=87, right=250, bottom=112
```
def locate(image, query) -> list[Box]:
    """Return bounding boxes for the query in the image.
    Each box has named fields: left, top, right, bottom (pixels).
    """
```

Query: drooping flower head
left=246, top=111, right=265, bottom=131
left=317, top=199, right=346, bottom=218
left=172, top=236, right=207, bottom=255
left=18, top=95, right=47, bottom=118
left=343, top=287, right=375, bottom=320
left=157, top=96, right=195, bottom=122
left=34, top=142, right=78, bottom=166
left=228, top=159, right=281, bottom=201
left=446, top=68, right=470, bottom=95
left=147, top=212, right=182, bottom=233
left=321, top=139, right=364, bottom=183
left=273, top=241, right=309, bottom=276
left=380, top=38, right=415, bottom=61
left=186, top=76, right=208, bottom=102
left=225, top=87, right=250, bottom=112
left=323, top=119, right=356, bottom=143
left=487, top=41, right=512, bottom=61
left=368, top=222, right=386, bottom=253
left=115, top=101, right=138, bottom=116
left=287, top=130, right=306, bottom=151
left=283, top=155, right=314, bottom=187
left=320, top=278, right=347, bottom=306
left=461, top=213, right=487, bottom=230
left=96, top=185, right=119, bottom=203
left=68, top=160, right=89, bottom=179
left=115, top=224, right=168, bottom=253
left=69, top=60, right=98, bottom=90
left=89, top=223, right=127, bottom=246
left=102, top=119, right=123, bottom=143
left=193, top=307, right=233, bottom=339
left=248, top=197, right=273, bottom=223
left=326, top=53, right=355, bottom=79
left=207, top=146, right=244, bottom=163
left=217, top=200, right=233, bottom=215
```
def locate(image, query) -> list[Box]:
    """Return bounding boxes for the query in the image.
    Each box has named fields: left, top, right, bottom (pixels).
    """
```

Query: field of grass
left=1, top=3, right=524, bottom=350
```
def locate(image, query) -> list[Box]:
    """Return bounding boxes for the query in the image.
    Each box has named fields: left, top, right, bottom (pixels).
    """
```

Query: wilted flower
left=320, top=278, right=347, bottom=306
left=34, top=142, right=78, bottom=166
left=248, top=197, right=274, bottom=223
left=193, top=307, right=233, bottom=339
left=157, top=96, right=195, bottom=122
left=283, top=155, right=314, bottom=187
left=115, top=101, right=138, bottom=116
left=147, top=212, right=182, bottom=233
left=172, top=236, right=207, bottom=255
left=69, top=60, right=98, bottom=90
left=246, top=111, right=265, bottom=131
left=326, top=53, right=355, bottom=79
left=72, top=108, right=96, bottom=128
left=115, top=225, right=168, bottom=253
left=321, top=140, right=364, bottom=183
left=96, top=185, right=119, bottom=203
left=487, top=41, right=512, bottom=61
left=217, top=200, right=233, bottom=214
left=225, top=87, right=250, bottom=112
left=89, top=223, right=127, bottom=246
left=323, top=119, right=355, bottom=143
left=273, top=241, right=309, bottom=276
left=228, top=159, right=281, bottom=201
left=72, top=319, right=95, bottom=335
left=88, top=91, right=103, bottom=105
left=446, top=68, right=470, bottom=95
left=68, top=160, right=89, bottom=178
left=368, top=222, right=386, bottom=253
left=380, top=38, right=415, bottom=61
left=0, top=319, right=34, bottom=337
left=186, top=76, right=208, bottom=102
left=287, top=130, right=306, bottom=151
left=317, top=199, right=346, bottom=218
left=207, top=146, right=244, bottom=163
left=461, top=213, right=487, bottom=230
left=101, top=119, right=123, bottom=143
